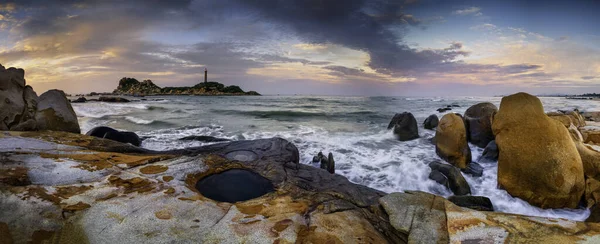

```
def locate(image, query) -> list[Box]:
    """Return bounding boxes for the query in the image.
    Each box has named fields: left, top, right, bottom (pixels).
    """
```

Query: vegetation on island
left=113, top=77, right=260, bottom=96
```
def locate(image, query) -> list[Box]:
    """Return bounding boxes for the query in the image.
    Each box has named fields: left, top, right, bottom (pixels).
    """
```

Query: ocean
left=71, top=95, right=600, bottom=221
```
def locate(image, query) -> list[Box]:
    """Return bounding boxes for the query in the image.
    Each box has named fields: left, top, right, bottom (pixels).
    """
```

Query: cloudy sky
left=0, top=0, right=599, bottom=96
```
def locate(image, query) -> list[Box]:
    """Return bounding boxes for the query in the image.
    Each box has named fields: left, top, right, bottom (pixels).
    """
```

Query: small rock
left=178, top=136, right=231, bottom=142
left=461, top=162, right=484, bottom=177
left=424, top=114, right=439, bottom=130
left=448, top=195, right=494, bottom=211
left=71, top=97, right=87, bottom=103
left=428, top=161, right=471, bottom=196
left=98, top=96, right=131, bottom=103
left=478, top=140, right=498, bottom=163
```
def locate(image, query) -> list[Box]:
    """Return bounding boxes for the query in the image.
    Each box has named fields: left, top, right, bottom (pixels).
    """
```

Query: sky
left=0, top=0, right=599, bottom=96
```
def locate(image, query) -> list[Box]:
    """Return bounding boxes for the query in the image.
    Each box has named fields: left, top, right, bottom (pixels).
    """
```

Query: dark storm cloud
left=581, top=76, right=597, bottom=80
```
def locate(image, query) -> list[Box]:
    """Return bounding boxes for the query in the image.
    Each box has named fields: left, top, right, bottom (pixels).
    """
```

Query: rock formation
left=387, top=112, right=419, bottom=141
left=0, top=64, right=79, bottom=133
left=435, top=113, right=471, bottom=169
left=464, top=102, right=497, bottom=148
left=424, top=114, right=439, bottom=130
left=86, top=126, right=142, bottom=146
left=492, top=92, right=585, bottom=209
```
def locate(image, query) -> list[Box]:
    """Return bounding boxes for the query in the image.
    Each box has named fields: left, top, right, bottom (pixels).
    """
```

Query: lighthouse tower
left=204, top=68, right=208, bottom=84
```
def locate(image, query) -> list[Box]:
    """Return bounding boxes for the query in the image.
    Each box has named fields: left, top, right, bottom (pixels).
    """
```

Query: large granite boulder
left=548, top=110, right=586, bottom=128
left=0, top=65, right=38, bottom=131
left=424, top=114, right=439, bottom=130
left=387, top=112, right=419, bottom=141
left=464, top=102, right=497, bottom=148
left=492, top=92, right=585, bottom=209
left=435, top=113, right=471, bottom=169
left=35, top=89, right=80, bottom=133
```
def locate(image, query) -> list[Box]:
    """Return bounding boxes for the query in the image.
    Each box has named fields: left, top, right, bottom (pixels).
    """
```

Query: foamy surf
left=71, top=95, right=600, bottom=221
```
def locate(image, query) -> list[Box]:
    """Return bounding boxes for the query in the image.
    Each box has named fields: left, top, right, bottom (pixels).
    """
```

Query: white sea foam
left=125, top=116, right=155, bottom=125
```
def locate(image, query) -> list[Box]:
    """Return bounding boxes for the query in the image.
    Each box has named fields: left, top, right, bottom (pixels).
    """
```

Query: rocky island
left=4, top=63, right=600, bottom=243
left=113, top=77, right=260, bottom=96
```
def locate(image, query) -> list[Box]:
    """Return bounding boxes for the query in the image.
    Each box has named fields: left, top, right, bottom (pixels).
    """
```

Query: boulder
left=98, top=96, right=131, bottom=103
left=435, top=113, right=471, bottom=169
left=326, top=152, right=335, bottom=174
left=575, top=142, right=600, bottom=182
left=86, top=126, right=141, bottom=147
left=548, top=110, right=586, bottom=128
left=35, top=89, right=80, bottom=133
left=461, top=161, right=483, bottom=177
left=428, top=161, right=471, bottom=196
left=424, top=114, right=439, bottom=130
left=387, top=112, right=419, bottom=141
left=447, top=195, right=494, bottom=211
left=492, top=92, right=585, bottom=209
left=71, top=97, right=87, bottom=103
left=580, top=128, right=600, bottom=145
left=0, top=65, right=28, bottom=130
left=478, top=140, right=499, bottom=163
left=464, top=102, right=497, bottom=148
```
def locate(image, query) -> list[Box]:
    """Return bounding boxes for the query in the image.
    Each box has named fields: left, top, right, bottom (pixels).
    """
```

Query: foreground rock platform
left=2, top=131, right=600, bottom=243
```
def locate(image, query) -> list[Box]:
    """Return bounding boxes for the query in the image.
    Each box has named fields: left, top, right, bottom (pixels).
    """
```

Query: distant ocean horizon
left=71, top=95, right=600, bottom=221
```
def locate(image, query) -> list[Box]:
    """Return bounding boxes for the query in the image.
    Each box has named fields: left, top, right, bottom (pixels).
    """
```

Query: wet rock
left=71, top=97, right=87, bottom=103
left=478, top=140, right=499, bottom=163
left=86, top=126, right=141, bottom=147
left=428, top=161, right=471, bottom=196
left=387, top=112, right=419, bottom=141
left=435, top=113, right=471, bottom=169
left=492, top=92, right=584, bottom=209
left=35, top=89, right=80, bottom=133
left=195, top=169, right=275, bottom=203
left=461, top=161, right=483, bottom=177
left=326, top=152, right=335, bottom=174
left=98, top=96, right=131, bottom=103
left=424, top=114, right=439, bottom=130
left=448, top=195, right=493, bottom=211
left=464, top=102, right=497, bottom=148
left=178, top=135, right=231, bottom=142
left=168, top=137, right=300, bottom=164
left=437, top=107, right=452, bottom=113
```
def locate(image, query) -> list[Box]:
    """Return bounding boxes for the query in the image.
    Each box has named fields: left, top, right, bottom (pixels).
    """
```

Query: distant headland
left=112, top=69, right=260, bottom=96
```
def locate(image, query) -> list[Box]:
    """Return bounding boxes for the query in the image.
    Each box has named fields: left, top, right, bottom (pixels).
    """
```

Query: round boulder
left=35, top=89, right=80, bottom=133
left=424, top=114, right=439, bottom=130
left=492, top=92, right=585, bottom=209
left=387, top=112, right=419, bottom=141
left=435, top=113, right=471, bottom=169
left=464, top=102, right=497, bottom=148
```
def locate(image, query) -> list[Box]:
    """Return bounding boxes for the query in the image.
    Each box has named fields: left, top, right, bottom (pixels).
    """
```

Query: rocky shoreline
left=3, top=64, right=600, bottom=243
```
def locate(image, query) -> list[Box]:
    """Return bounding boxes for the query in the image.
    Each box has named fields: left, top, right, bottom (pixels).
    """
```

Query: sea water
left=71, top=95, right=600, bottom=221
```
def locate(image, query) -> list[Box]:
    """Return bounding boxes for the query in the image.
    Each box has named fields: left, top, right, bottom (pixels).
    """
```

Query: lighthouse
left=204, top=68, right=207, bottom=84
